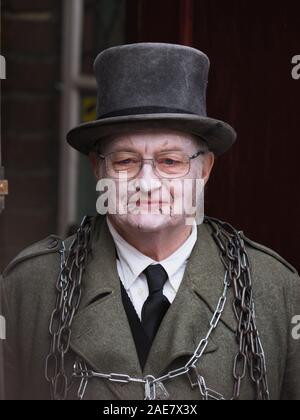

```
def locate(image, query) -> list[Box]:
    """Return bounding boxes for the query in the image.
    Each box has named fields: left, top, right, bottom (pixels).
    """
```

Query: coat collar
left=70, top=215, right=236, bottom=390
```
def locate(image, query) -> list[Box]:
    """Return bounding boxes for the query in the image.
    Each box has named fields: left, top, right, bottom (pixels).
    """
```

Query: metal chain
left=45, top=215, right=92, bottom=400
left=46, top=215, right=269, bottom=400
left=206, top=217, right=270, bottom=400
left=72, top=271, right=229, bottom=400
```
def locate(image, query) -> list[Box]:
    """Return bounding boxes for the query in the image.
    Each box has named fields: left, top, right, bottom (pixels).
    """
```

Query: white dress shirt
left=106, top=216, right=198, bottom=320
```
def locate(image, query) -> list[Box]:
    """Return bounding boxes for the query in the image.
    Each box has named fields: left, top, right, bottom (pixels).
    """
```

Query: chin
left=113, top=213, right=182, bottom=232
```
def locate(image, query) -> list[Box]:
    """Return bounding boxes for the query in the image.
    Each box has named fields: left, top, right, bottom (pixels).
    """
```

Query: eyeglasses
left=97, top=150, right=206, bottom=180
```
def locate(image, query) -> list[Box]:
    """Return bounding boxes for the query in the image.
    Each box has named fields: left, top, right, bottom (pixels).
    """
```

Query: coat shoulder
left=2, top=216, right=104, bottom=279
left=240, top=232, right=298, bottom=276
left=2, top=235, right=63, bottom=277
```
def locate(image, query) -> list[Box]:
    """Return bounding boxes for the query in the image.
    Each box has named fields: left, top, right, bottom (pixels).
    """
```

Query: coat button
left=48, top=238, right=59, bottom=249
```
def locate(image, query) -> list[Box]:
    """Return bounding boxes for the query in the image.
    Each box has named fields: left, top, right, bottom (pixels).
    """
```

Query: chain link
left=206, top=217, right=270, bottom=400
left=45, top=216, right=92, bottom=400
left=45, top=215, right=269, bottom=400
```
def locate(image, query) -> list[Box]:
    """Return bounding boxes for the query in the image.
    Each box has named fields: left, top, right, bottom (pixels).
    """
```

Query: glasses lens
left=108, top=152, right=141, bottom=178
left=156, top=152, right=189, bottom=177
left=106, top=151, right=190, bottom=179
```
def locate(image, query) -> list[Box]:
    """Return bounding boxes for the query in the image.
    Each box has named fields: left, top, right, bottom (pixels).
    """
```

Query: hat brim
left=66, top=113, right=237, bottom=156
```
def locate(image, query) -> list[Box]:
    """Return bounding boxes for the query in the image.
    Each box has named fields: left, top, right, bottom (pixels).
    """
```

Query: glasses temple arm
left=190, top=150, right=206, bottom=160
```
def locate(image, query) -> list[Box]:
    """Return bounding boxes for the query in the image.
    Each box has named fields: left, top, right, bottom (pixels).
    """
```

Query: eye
left=116, top=158, right=138, bottom=165
left=161, top=158, right=178, bottom=165
left=118, top=159, right=133, bottom=164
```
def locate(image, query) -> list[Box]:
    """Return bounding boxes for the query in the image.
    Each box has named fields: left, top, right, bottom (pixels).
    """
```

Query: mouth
left=137, top=200, right=169, bottom=206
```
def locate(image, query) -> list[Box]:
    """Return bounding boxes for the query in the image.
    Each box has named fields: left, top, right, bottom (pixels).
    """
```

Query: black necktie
left=141, top=264, right=170, bottom=343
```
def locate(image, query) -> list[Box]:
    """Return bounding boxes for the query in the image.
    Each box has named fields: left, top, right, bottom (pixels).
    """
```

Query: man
left=1, top=43, right=299, bottom=400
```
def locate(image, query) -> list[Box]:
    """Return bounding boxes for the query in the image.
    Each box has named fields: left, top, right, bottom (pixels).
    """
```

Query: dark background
left=1, top=0, right=300, bottom=272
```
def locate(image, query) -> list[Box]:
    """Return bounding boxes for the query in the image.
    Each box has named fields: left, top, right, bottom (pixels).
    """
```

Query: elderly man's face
left=90, top=129, right=214, bottom=232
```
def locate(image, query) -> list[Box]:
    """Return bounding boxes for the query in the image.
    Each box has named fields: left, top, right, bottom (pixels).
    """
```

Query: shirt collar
left=106, top=216, right=198, bottom=292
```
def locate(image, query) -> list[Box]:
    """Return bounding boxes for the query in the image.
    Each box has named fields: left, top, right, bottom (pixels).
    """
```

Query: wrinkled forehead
left=98, top=129, right=201, bottom=154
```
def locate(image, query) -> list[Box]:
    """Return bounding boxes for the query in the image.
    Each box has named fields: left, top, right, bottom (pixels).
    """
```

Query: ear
left=89, top=152, right=101, bottom=180
left=202, top=152, right=215, bottom=185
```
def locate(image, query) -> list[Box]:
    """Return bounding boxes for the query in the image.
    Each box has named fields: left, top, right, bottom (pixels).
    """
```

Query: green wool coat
left=1, top=215, right=300, bottom=400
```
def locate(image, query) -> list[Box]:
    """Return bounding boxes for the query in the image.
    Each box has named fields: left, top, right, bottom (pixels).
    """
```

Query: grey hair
left=93, top=136, right=113, bottom=155
left=193, top=136, right=210, bottom=154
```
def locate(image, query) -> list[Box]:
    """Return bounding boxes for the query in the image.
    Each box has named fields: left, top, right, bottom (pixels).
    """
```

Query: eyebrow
left=109, top=147, right=185, bottom=153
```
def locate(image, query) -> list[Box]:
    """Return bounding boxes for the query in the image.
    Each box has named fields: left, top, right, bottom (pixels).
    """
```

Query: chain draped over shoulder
left=45, top=215, right=270, bottom=401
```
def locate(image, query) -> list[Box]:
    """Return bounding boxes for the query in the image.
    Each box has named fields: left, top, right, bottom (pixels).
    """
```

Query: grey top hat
left=67, top=43, right=236, bottom=156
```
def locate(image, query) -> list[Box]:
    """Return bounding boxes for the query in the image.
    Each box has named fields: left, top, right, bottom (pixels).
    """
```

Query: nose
left=137, top=159, right=162, bottom=192
left=138, top=159, right=156, bottom=178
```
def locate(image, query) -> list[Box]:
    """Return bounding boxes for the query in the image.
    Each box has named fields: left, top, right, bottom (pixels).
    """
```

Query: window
left=59, top=0, right=126, bottom=235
